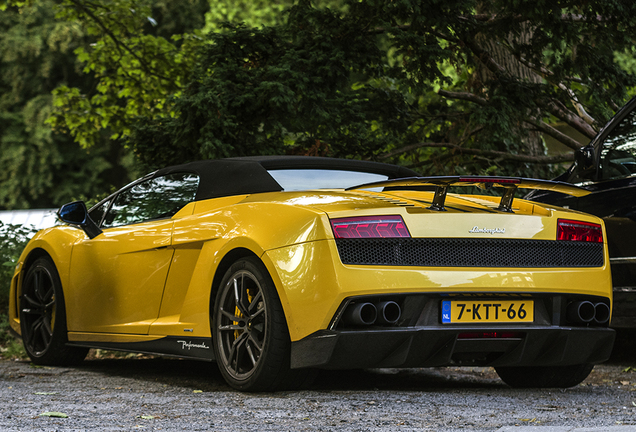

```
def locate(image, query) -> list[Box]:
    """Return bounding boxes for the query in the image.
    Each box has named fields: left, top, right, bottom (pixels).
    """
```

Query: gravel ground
left=1, top=332, right=636, bottom=431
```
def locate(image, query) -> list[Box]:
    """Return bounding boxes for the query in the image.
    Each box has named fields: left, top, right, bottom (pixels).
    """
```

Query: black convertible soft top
left=152, top=156, right=419, bottom=201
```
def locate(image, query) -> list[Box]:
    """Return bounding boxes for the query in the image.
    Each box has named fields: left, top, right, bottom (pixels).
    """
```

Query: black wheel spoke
left=219, top=323, right=243, bottom=332
left=44, top=299, right=55, bottom=310
left=33, top=271, right=42, bottom=295
left=28, top=317, right=46, bottom=350
left=39, top=320, right=52, bottom=346
left=220, top=308, right=242, bottom=323
left=22, top=293, right=44, bottom=309
left=247, top=290, right=262, bottom=314
left=227, top=348, right=236, bottom=372
left=25, top=316, right=42, bottom=347
left=246, top=343, right=257, bottom=367
left=42, top=286, right=54, bottom=303
left=250, top=308, right=265, bottom=320
left=239, top=273, right=250, bottom=314
left=42, top=315, right=53, bottom=337
left=35, top=272, right=50, bottom=303
left=233, top=278, right=249, bottom=317
left=229, top=333, right=248, bottom=374
left=247, top=333, right=263, bottom=353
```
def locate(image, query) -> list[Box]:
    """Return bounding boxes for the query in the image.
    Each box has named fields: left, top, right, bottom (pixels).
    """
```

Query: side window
left=88, top=199, right=111, bottom=226
left=600, top=109, right=636, bottom=180
left=103, top=173, right=199, bottom=228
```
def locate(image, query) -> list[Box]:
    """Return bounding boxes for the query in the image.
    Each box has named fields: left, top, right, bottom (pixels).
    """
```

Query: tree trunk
left=474, top=10, right=545, bottom=176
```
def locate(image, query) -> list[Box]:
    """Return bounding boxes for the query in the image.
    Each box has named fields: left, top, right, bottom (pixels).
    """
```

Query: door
left=65, top=173, right=199, bottom=334
left=561, top=105, right=636, bottom=326
left=586, top=106, right=636, bottom=291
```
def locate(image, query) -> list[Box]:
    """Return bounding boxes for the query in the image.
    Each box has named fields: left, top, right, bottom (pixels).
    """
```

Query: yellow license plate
left=441, top=300, right=533, bottom=323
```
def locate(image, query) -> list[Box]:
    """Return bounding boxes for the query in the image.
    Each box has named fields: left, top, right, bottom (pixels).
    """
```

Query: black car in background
left=528, top=96, right=636, bottom=327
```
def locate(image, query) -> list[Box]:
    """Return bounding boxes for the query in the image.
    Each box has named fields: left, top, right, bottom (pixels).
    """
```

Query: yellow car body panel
left=11, top=190, right=612, bottom=340
left=262, top=192, right=612, bottom=342
left=65, top=219, right=174, bottom=334
left=266, top=238, right=613, bottom=342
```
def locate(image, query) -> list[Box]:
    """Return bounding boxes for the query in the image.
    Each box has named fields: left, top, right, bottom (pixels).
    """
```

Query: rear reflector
left=330, top=215, right=410, bottom=239
left=557, top=219, right=603, bottom=243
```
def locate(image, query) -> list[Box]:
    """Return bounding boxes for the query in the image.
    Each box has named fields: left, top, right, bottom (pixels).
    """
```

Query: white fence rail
left=0, top=209, right=58, bottom=230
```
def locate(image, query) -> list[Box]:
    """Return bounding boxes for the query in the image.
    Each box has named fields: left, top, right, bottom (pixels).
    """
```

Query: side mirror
left=58, top=201, right=103, bottom=239
left=574, top=145, right=596, bottom=178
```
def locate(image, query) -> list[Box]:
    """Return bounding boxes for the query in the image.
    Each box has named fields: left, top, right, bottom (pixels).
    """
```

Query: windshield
left=268, top=169, right=388, bottom=191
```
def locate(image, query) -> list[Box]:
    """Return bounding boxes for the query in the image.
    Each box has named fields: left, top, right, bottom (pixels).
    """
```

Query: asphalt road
left=1, top=331, right=636, bottom=431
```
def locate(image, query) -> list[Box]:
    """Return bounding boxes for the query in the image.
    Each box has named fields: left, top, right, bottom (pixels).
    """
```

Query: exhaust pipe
left=593, top=302, right=610, bottom=324
left=375, top=301, right=402, bottom=325
left=566, top=301, right=595, bottom=324
left=343, top=302, right=377, bottom=326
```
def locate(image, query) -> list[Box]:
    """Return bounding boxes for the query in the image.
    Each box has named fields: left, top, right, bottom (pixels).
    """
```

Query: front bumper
left=290, top=326, right=615, bottom=369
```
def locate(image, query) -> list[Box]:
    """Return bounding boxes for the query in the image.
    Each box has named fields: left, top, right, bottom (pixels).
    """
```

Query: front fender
left=9, top=226, right=86, bottom=334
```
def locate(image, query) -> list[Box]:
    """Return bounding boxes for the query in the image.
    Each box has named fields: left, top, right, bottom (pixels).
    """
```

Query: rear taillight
left=557, top=219, right=603, bottom=243
left=330, top=215, right=410, bottom=239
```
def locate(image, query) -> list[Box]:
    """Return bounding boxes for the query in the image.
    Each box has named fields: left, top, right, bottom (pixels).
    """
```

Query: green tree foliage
left=132, top=12, right=413, bottom=168
left=47, top=0, right=208, bottom=148
left=0, top=222, right=35, bottom=313
left=204, top=0, right=296, bottom=32
left=0, top=0, right=209, bottom=209
left=43, top=0, right=636, bottom=177
left=0, top=221, right=32, bottom=357
left=0, top=1, right=131, bottom=209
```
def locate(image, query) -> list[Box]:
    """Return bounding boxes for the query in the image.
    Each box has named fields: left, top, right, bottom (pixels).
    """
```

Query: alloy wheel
left=215, top=269, right=268, bottom=381
left=21, top=265, right=57, bottom=357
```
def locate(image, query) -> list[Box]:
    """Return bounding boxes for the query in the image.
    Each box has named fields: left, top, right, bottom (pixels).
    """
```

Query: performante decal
left=178, top=340, right=210, bottom=350
left=67, top=336, right=214, bottom=361
left=469, top=226, right=506, bottom=234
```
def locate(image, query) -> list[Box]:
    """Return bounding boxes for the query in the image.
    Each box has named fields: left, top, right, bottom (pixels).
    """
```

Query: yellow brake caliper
left=234, top=288, right=253, bottom=340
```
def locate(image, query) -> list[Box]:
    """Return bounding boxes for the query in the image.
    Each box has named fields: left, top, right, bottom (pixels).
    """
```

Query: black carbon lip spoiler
left=347, top=176, right=590, bottom=212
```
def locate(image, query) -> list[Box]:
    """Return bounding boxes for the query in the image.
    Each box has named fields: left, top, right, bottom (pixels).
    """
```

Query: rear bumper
left=290, top=326, right=615, bottom=369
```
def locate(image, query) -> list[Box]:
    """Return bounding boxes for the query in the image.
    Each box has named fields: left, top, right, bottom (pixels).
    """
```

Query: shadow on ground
left=28, top=327, right=634, bottom=393
left=75, top=356, right=505, bottom=392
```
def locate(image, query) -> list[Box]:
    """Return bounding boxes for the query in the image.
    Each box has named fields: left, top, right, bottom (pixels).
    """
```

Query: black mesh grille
left=335, top=238, right=604, bottom=268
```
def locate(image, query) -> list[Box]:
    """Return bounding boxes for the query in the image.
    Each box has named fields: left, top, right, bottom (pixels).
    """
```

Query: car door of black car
left=588, top=106, right=636, bottom=302
left=532, top=99, right=636, bottom=326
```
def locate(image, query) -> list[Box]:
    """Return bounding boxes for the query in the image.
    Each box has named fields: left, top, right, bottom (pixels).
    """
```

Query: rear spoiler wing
left=347, top=176, right=589, bottom=212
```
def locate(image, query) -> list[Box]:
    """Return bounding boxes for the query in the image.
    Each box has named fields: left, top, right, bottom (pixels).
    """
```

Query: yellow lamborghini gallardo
left=9, top=156, right=614, bottom=391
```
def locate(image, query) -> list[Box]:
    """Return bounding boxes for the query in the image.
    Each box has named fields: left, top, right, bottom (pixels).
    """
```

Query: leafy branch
left=65, top=0, right=178, bottom=85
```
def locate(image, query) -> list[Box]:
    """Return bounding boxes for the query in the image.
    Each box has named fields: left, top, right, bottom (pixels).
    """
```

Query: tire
left=212, top=257, right=314, bottom=391
left=19, top=257, right=88, bottom=366
left=495, top=364, right=594, bottom=388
